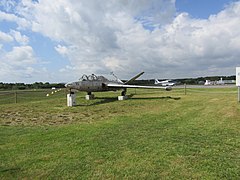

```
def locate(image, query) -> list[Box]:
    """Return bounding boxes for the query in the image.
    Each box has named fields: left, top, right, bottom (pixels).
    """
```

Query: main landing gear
left=118, top=89, right=128, bottom=100
left=121, top=89, right=126, bottom=96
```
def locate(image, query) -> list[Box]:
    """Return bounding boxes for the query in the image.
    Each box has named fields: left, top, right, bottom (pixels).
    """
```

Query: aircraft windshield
left=79, top=74, right=108, bottom=81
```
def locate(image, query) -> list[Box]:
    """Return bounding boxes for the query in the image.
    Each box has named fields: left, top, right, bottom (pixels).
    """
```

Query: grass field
left=0, top=88, right=240, bottom=179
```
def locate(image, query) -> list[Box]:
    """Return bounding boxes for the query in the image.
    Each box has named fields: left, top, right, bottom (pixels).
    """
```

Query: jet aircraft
left=65, top=72, right=171, bottom=97
left=155, top=79, right=175, bottom=86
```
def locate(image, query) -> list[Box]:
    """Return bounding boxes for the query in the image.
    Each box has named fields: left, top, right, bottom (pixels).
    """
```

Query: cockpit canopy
left=79, top=74, right=108, bottom=82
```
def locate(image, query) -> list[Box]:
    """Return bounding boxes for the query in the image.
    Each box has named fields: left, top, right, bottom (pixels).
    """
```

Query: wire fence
left=0, top=89, right=65, bottom=105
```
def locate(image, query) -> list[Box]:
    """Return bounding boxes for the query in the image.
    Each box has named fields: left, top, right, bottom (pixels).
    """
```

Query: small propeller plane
left=65, top=72, right=171, bottom=98
left=154, top=79, right=175, bottom=86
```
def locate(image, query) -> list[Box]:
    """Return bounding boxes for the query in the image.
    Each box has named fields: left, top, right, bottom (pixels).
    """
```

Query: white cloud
left=0, top=30, right=29, bottom=46
left=102, top=57, right=124, bottom=71
left=0, top=46, right=38, bottom=82
left=10, top=30, right=29, bottom=45
left=0, top=10, right=31, bottom=29
left=55, top=45, right=68, bottom=56
left=0, top=31, right=13, bottom=42
left=14, top=0, right=177, bottom=78
left=1, top=0, right=240, bottom=82
left=5, top=46, right=36, bottom=65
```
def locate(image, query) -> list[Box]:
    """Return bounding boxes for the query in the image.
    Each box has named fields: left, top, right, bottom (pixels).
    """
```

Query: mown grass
left=0, top=88, right=239, bottom=179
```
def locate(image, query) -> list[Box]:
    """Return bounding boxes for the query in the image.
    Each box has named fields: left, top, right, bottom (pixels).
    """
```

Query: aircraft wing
left=107, top=83, right=172, bottom=91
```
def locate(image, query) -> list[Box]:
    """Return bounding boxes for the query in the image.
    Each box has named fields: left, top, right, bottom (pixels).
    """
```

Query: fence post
left=184, top=83, right=187, bottom=95
left=15, top=91, right=17, bottom=103
left=238, top=87, right=240, bottom=102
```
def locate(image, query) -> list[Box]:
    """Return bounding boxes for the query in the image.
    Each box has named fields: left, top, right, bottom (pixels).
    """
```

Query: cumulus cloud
left=0, top=10, right=31, bottom=29
left=102, top=57, right=124, bottom=71
left=1, top=0, right=240, bottom=82
left=9, top=0, right=177, bottom=77
left=10, top=30, right=29, bottom=45
left=0, top=46, right=38, bottom=82
left=5, top=46, right=36, bottom=65
left=0, top=31, right=13, bottom=42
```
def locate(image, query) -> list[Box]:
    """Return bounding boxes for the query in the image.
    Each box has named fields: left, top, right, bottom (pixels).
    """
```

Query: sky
left=0, top=0, right=240, bottom=83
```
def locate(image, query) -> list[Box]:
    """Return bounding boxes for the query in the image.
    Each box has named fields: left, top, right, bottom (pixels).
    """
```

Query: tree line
left=0, top=75, right=236, bottom=90
left=0, top=82, right=65, bottom=90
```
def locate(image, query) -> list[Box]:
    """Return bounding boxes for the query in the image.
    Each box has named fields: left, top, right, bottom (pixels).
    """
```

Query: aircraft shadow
left=130, top=95, right=181, bottom=101
left=76, top=97, right=118, bottom=106
left=92, top=97, right=119, bottom=105
left=75, top=95, right=180, bottom=106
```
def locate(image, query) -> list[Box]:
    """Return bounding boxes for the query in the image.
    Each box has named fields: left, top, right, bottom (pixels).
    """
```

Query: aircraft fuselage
left=65, top=80, right=122, bottom=93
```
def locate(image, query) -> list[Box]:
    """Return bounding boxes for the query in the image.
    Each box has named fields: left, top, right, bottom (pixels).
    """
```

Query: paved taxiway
left=175, top=84, right=236, bottom=89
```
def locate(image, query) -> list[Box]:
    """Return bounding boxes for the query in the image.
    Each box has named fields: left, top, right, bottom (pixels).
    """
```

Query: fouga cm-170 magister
left=65, top=72, right=172, bottom=99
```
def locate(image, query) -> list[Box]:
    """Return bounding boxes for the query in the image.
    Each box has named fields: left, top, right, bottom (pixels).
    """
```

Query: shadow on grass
left=130, top=95, right=181, bottom=101
left=0, top=167, right=21, bottom=174
left=76, top=97, right=118, bottom=106
left=75, top=94, right=180, bottom=106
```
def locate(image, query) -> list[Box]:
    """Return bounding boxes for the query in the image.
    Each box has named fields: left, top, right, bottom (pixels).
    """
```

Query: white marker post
left=67, top=93, right=76, bottom=106
left=236, top=67, right=240, bottom=102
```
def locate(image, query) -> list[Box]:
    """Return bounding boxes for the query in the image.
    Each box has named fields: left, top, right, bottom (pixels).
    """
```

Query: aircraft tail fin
left=155, top=79, right=160, bottom=84
left=124, top=72, right=144, bottom=85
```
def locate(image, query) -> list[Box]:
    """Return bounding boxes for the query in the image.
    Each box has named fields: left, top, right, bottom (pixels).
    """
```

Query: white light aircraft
left=155, top=79, right=175, bottom=86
